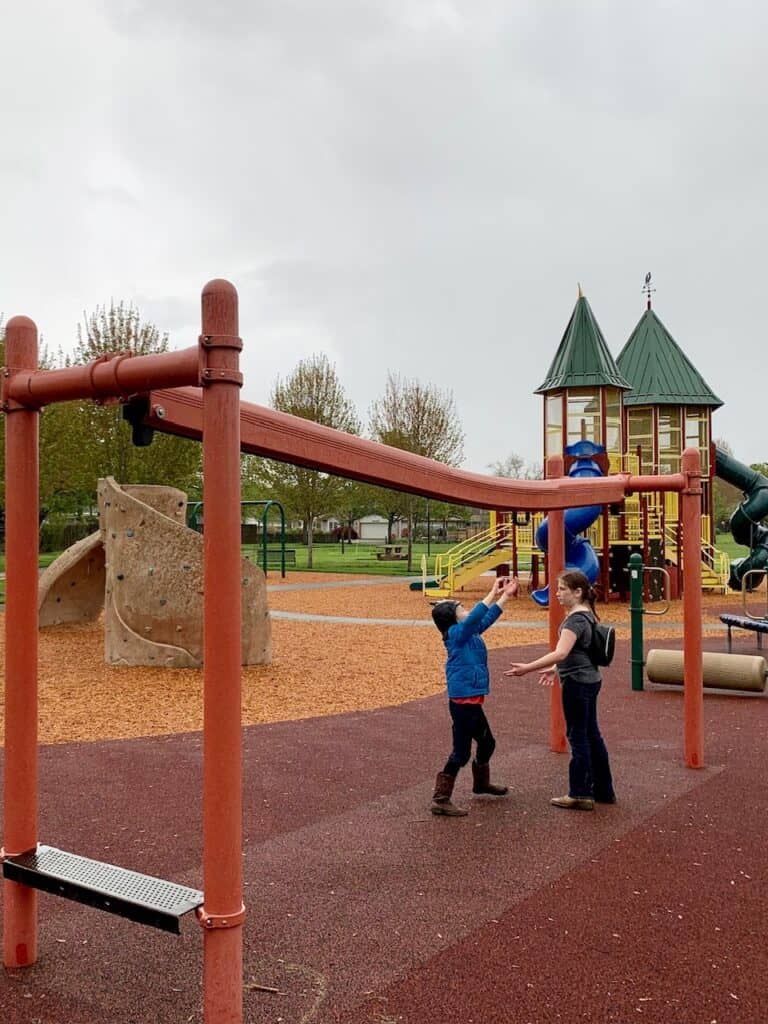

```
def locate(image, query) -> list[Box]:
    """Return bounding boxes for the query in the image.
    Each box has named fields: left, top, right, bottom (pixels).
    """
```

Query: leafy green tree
left=331, top=479, right=382, bottom=551
left=55, top=302, right=203, bottom=504
left=3, top=306, right=202, bottom=545
left=253, top=354, right=361, bottom=567
left=369, top=373, right=464, bottom=568
left=713, top=438, right=747, bottom=533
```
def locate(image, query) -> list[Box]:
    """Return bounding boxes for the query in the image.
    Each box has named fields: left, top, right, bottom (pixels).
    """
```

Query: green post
left=629, top=552, right=645, bottom=691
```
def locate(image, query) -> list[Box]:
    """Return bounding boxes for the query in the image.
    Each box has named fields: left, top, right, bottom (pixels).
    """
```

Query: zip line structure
left=2, top=279, right=704, bottom=1024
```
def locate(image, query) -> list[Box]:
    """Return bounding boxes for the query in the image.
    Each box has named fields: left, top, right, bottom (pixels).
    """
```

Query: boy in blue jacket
left=430, top=576, right=519, bottom=816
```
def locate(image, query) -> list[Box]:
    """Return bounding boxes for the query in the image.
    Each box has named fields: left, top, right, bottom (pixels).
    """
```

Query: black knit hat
left=431, top=600, right=460, bottom=634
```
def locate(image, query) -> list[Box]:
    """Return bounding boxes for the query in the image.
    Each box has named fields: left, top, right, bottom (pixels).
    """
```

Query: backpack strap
left=569, top=610, right=596, bottom=652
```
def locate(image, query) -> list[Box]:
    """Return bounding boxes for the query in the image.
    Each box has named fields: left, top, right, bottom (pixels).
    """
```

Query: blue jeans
left=561, top=679, right=614, bottom=800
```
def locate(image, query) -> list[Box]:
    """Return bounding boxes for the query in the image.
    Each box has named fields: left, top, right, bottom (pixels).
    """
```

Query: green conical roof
left=616, top=308, right=722, bottom=408
left=536, top=294, right=630, bottom=393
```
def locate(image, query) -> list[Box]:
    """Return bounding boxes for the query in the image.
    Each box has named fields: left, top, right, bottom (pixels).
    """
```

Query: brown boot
left=430, top=772, right=468, bottom=816
left=472, top=761, right=509, bottom=797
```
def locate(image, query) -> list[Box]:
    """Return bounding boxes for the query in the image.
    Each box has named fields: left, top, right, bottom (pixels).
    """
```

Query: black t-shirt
left=556, top=611, right=601, bottom=684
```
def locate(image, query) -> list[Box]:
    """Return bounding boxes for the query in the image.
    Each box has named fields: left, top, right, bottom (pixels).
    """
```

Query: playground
left=1, top=570, right=767, bottom=1023
left=3, top=279, right=768, bottom=1024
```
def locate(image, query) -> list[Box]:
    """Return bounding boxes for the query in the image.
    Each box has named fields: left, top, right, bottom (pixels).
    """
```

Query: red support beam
left=2, top=317, right=40, bottom=968
left=4, top=346, right=200, bottom=407
left=198, top=281, right=245, bottom=1024
left=143, top=388, right=680, bottom=512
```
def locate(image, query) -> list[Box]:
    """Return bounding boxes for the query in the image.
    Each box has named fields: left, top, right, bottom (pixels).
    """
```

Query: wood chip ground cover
left=0, top=572, right=756, bottom=746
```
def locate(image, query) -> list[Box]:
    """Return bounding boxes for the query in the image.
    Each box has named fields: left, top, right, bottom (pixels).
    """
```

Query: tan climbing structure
left=38, top=532, right=106, bottom=628
left=38, top=477, right=271, bottom=669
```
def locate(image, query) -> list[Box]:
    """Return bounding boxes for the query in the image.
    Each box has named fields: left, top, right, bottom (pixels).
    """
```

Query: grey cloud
left=3, top=1, right=768, bottom=473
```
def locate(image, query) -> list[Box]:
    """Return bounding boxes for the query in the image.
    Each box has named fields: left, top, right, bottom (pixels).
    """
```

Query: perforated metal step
left=2, top=845, right=203, bottom=934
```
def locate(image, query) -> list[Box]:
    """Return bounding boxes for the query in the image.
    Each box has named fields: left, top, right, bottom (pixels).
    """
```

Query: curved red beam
left=144, top=387, right=686, bottom=512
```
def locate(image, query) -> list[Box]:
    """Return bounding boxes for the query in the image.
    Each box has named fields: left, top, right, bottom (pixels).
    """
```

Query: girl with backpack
left=505, top=570, right=616, bottom=811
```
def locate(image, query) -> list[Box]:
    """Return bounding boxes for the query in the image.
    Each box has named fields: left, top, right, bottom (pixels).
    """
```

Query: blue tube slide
left=532, top=441, right=604, bottom=608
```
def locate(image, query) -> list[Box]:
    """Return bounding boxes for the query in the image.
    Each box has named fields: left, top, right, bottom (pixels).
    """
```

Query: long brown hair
left=558, top=570, right=599, bottom=619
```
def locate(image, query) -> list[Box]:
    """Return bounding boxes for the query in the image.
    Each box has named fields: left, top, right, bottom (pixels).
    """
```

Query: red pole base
left=3, top=881, right=37, bottom=967
left=203, top=927, right=243, bottom=1023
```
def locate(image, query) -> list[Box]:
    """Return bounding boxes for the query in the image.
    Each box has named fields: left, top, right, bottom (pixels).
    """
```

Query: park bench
left=719, top=613, right=768, bottom=652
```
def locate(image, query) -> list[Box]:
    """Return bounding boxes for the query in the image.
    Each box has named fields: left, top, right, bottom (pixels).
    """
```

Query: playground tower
left=616, top=297, right=722, bottom=547
left=537, top=286, right=631, bottom=467
left=500, top=287, right=725, bottom=600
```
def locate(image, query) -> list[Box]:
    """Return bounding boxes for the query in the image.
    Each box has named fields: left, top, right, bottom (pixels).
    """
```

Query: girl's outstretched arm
left=505, top=627, right=577, bottom=677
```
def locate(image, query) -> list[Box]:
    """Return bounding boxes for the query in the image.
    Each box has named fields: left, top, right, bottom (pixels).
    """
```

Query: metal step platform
left=2, top=845, right=203, bottom=934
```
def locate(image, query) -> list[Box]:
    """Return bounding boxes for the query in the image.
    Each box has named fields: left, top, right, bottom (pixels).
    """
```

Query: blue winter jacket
left=442, top=601, right=502, bottom=699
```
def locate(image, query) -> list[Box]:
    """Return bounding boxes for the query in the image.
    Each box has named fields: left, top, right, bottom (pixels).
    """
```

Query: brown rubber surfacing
left=1, top=635, right=766, bottom=1023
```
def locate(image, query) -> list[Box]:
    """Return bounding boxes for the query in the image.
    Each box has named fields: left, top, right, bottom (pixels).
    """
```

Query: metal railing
left=662, top=520, right=729, bottom=591
left=433, top=521, right=513, bottom=593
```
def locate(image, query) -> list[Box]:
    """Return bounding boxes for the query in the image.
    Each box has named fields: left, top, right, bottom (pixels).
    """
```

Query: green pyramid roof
left=616, top=308, right=722, bottom=408
left=536, top=294, right=630, bottom=393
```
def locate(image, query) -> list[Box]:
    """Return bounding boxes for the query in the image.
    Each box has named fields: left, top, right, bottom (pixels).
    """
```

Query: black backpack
left=574, top=612, right=616, bottom=667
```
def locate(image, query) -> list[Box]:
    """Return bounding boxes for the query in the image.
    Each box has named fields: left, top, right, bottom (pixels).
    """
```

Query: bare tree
left=369, top=373, right=464, bottom=568
left=488, top=452, right=543, bottom=480
left=255, top=354, right=360, bottom=568
left=75, top=301, right=168, bottom=360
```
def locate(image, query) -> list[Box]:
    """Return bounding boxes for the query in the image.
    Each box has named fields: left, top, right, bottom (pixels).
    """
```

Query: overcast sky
left=3, top=1, right=767, bottom=474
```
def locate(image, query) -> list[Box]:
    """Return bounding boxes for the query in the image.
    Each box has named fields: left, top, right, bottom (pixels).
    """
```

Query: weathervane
left=642, top=271, right=656, bottom=310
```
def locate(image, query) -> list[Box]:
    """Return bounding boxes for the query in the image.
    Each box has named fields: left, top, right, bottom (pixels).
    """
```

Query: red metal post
left=198, top=281, right=245, bottom=1023
left=681, top=447, right=704, bottom=768
left=546, top=456, right=567, bottom=753
left=2, top=317, right=40, bottom=968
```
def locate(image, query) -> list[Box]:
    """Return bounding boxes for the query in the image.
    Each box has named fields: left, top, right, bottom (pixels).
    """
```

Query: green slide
left=715, top=446, right=768, bottom=590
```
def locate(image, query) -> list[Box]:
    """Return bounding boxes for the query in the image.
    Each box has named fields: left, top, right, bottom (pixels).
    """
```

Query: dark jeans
left=561, top=679, right=615, bottom=800
left=444, top=700, right=496, bottom=777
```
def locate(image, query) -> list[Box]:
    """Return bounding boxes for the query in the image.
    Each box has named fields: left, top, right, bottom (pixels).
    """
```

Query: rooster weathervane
left=642, top=271, right=656, bottom=309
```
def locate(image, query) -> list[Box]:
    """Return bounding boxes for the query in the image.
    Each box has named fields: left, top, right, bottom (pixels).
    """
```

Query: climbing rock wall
left=38, top=532, right=106, bottom=627
left=100, top=477, right=270, bottom=668
left=38, top=477, right=271, bottom=669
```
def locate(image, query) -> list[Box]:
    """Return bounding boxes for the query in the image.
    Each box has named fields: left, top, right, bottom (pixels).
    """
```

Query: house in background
left=354, top=515, right=391, bottom=542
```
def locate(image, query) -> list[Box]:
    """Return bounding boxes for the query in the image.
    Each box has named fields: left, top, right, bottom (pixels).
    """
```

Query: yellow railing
left=663, top=519, right=729, bottom=590
left=664, top=490, right=679, bottom=522
left=701, top=541, right=729, bottom=588
left=503, top=512, right=545, bottom=553
left=607, top=452, right=640, bottom=475
left=433, top=521, right=514, bottom=593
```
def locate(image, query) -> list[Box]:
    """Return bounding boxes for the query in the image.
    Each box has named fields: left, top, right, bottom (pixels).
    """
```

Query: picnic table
left=377, top=544, right=407, bottom=561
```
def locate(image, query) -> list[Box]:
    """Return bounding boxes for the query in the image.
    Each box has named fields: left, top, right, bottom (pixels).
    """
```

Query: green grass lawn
left=0, top=544, right=458, bottom=602
left=243, top=541, right=454, bottom=576
left=714, top=532, right=750, bottom=560
left=0, top=553, right=60, bottom=573
left=0, top=534, right=749, bottom=576
left=243, top=541, right=536, bottom=576
left=0, top=534, right=749, bottom=603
